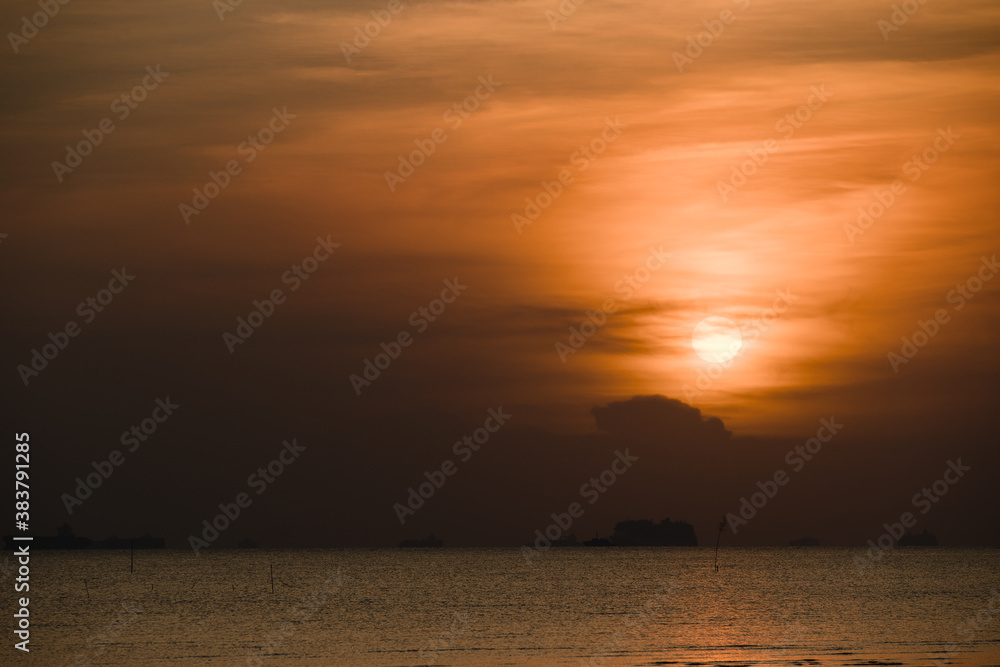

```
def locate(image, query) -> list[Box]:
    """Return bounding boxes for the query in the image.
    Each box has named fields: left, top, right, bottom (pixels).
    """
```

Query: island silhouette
left=2, top=524, right=166, bottom=550
left=549, top=518, right=698, bottom=547
left=607, top=518, right=698, bottom=546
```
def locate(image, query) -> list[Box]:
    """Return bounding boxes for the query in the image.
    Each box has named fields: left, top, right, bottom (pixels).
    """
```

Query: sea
left=6, top=547, right=999, bottom=666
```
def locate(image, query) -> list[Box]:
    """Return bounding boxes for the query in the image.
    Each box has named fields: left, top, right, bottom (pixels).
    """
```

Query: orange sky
left=4, top=0, right=999, bottom=434
left=2, top=0, right=999, bottom=545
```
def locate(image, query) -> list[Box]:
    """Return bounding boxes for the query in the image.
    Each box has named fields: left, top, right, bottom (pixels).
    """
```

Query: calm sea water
left=6, top=547, right=999, bottom=666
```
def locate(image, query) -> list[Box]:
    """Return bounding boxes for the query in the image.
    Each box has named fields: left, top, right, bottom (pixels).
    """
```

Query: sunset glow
left=3, top=0, right=999, bottom=663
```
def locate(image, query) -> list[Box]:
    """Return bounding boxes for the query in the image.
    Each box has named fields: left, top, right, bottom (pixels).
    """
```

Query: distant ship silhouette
left=605, top=518, right=698, bottom=546
left=551, top=533, right=579, bottom=547
left=2, top=524, right=165, bottom=550
left=398, top=534, right=443, bottom=548
left=898, top=530, right=938, bottom=546
left=583, top=532, right=613, bottom=547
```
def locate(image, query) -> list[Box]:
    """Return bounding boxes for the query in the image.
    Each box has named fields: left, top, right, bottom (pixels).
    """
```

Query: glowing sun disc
left=692, top=316, right=742, bottom=363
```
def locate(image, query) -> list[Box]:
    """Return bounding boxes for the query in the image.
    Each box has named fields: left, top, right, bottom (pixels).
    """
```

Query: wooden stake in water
left=714, top=517, right=727, bottom=572
left=270, top=563, right=274, bottom=594
left=84, top=579, right=90, bottom=600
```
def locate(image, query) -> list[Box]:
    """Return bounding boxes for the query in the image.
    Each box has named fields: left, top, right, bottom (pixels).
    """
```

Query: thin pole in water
left=270, top=563, right=274, bottom=594
left=714, top=517, right=726, bottom=573
left=84, top=579, right=90, bottom=600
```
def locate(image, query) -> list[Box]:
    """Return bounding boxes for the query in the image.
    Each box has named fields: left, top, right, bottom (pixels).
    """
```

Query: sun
left=691, top=316, right=742, bottom=363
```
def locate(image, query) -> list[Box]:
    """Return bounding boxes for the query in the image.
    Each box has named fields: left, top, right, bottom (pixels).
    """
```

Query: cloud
left=591, top=394, right=732, bottom=443
left=2, top=0, right=999, bottom=549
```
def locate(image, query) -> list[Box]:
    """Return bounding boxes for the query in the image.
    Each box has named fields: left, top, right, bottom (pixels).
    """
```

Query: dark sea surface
left=6, top=547, right=1000, bottom=666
